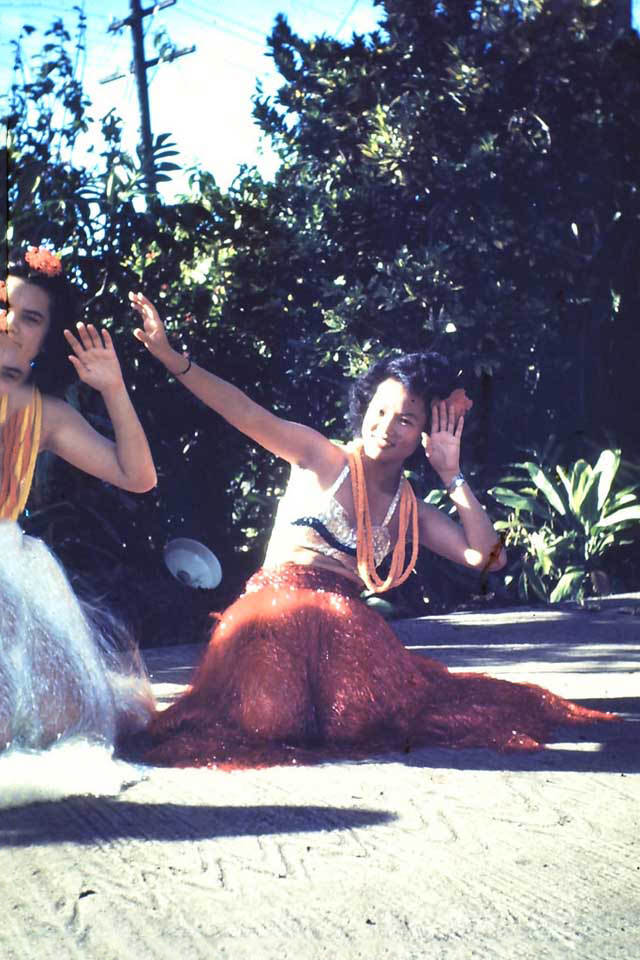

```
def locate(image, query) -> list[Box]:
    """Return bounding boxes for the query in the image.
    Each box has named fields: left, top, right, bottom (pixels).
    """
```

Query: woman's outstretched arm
left=41, top=323, right=157, bottom=493
left=130, top=292, right=341, bottom=476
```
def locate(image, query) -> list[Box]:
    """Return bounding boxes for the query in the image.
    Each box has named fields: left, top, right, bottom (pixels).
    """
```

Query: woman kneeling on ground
left=0, top=246, right=156, bottom=754
left=130, top=291, right=614, bottom=769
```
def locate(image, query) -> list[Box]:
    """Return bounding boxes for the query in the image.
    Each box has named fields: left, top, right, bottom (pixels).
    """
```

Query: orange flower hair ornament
left=24, top=246, right=63, bottom=277
left=432, top=387, right=473, bottom=420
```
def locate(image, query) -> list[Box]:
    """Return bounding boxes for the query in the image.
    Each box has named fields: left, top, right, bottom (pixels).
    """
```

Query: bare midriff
left=268, top=544, right=365, bottom=587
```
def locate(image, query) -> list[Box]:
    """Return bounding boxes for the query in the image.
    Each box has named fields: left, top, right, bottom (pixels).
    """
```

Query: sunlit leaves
left=490, top=447, right=640, bottom=603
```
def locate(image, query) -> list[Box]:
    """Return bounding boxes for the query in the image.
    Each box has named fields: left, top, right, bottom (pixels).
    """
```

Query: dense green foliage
left=490, top=448, right=640, bottom=602
left=251, top=0, right=640, bottom=463
left=2, top=0, right=639, bottom=636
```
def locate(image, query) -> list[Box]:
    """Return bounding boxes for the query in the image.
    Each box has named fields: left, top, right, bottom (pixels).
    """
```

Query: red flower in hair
left=432, top=387, right=473, bottom=420
left=25, top=246, right=63, bottom=277
left=447, top=387, right=473, bottom=419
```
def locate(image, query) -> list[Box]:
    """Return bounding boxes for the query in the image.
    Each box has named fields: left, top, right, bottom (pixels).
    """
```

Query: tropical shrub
left=489, top=449, right=640, bottom=603
left=5, top=3, right=640, bottom=632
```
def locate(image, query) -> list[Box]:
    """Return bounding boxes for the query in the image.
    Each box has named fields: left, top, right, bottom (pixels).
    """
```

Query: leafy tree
left=3, top=2, right=640, bottom=631
left=2, top=15, right=261, bottom=630
left=248, top=0, right=640, bottom=467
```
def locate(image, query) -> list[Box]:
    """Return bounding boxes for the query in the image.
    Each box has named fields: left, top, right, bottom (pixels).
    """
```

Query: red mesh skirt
left=142, top=563, right=615, bottom=769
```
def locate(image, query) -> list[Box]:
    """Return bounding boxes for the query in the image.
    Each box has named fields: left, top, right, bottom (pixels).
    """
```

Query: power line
left=292, top=0, right=341, bottom=20
left=180, top=1, right=271, bottom=39
left=102, top=5, right=271, bottom=89
left=168, top=7, right=271, bottom=60
left=0, top=0, right=112, bottom=23
left=335, top=0, right=360, bottom=37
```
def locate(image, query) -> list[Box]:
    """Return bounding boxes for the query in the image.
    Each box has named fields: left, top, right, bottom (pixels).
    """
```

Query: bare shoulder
left=40, top=394, right=81, bottom=450
left=280, top=425, right=349, bottom=487
left=298, top=427, right=349, bottom=484
left=41, top=393, right=69, bottom=428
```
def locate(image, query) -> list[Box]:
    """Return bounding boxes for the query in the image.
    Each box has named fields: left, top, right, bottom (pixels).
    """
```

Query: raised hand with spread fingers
left=423, top=399, right=465, bottom=488
left=129, top=291, right=173, bottom=362
left=42, top=320, right=157, bottom=493
left=63, top=322, right=125, bottom=396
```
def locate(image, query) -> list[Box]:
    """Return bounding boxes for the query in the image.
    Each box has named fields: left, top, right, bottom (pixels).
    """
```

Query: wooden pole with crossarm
left=102, top=0, right=195, bottom=202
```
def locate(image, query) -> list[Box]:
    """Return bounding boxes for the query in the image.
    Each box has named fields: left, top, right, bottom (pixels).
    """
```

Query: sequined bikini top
left=0, top=387, right=43, bottom=522
left=263, top=461, right=402, bottom=575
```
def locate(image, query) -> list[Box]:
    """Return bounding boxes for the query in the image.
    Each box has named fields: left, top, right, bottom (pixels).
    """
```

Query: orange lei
left=0, top=387, right=43, bottom=521
left=347, top=442, right=419, bottom=593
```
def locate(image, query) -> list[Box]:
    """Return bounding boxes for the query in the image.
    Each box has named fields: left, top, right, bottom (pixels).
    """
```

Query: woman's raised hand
left=422, top=400, right=464, bottom=484
left=129, top=291, right=172, bottom=361
left=63, top=323, right=125, bottom=396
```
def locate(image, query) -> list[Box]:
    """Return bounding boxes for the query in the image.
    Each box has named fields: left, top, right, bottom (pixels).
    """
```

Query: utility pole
left=130, top=0, right=156, bottom=195
left=103, top=0, right=195, bottom=202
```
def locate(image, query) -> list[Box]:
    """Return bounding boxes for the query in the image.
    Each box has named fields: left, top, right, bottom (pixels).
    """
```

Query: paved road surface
left=1, top=599, right=638, bottom=960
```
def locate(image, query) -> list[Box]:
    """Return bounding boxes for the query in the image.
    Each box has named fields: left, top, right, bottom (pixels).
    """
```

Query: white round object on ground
left=163, top=538, right=222, bottom=590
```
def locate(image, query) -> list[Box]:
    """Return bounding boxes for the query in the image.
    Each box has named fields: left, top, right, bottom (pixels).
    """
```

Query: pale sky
left=2, top=1, right=384, bottom=192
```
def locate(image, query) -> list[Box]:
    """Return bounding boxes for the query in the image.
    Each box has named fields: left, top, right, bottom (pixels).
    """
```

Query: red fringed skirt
left=142, top=563, right=615, bottom=769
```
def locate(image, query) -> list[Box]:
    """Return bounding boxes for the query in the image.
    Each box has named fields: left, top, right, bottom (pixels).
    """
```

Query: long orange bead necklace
left=347, top=441, right=419, bottom=593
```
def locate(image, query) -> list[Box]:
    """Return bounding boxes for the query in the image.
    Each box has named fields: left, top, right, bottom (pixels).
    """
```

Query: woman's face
left=1, top=276, right=51, bottom=387
left=361, top=377, right=427, bottom=463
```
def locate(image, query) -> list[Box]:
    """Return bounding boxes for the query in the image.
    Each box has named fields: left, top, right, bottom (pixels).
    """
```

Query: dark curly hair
left=7, top=245, right=78, bottom=395
left=347, top=351, right=456, bottom=434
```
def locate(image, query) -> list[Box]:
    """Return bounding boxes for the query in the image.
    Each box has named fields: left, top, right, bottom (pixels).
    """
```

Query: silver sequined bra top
left=263, top=461, right=402, bottom=575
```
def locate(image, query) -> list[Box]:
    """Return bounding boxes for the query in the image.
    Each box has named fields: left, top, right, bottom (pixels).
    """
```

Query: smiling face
left=0, top=276, right=51, bottom=388
left=360, top=378, right=427, bottom=463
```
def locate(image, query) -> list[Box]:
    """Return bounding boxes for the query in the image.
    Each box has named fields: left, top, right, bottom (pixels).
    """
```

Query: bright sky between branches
left=1, top=0, right=384, bottom=192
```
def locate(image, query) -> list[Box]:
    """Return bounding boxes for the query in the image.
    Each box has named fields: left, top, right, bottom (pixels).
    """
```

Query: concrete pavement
left=1, top=597, right=638, bottom=959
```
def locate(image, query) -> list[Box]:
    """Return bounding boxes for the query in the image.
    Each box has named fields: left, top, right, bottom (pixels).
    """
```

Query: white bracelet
left=447, top=472, right=466, bottom=495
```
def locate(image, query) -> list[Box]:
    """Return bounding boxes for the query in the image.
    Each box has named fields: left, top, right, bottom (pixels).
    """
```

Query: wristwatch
left=447, top=472, right=466, bottom=495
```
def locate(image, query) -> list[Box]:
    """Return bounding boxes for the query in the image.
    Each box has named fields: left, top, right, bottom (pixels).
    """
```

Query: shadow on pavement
left=395, top=715, right=638, bottom=775
left=0, top=800, right=396, bottom=848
